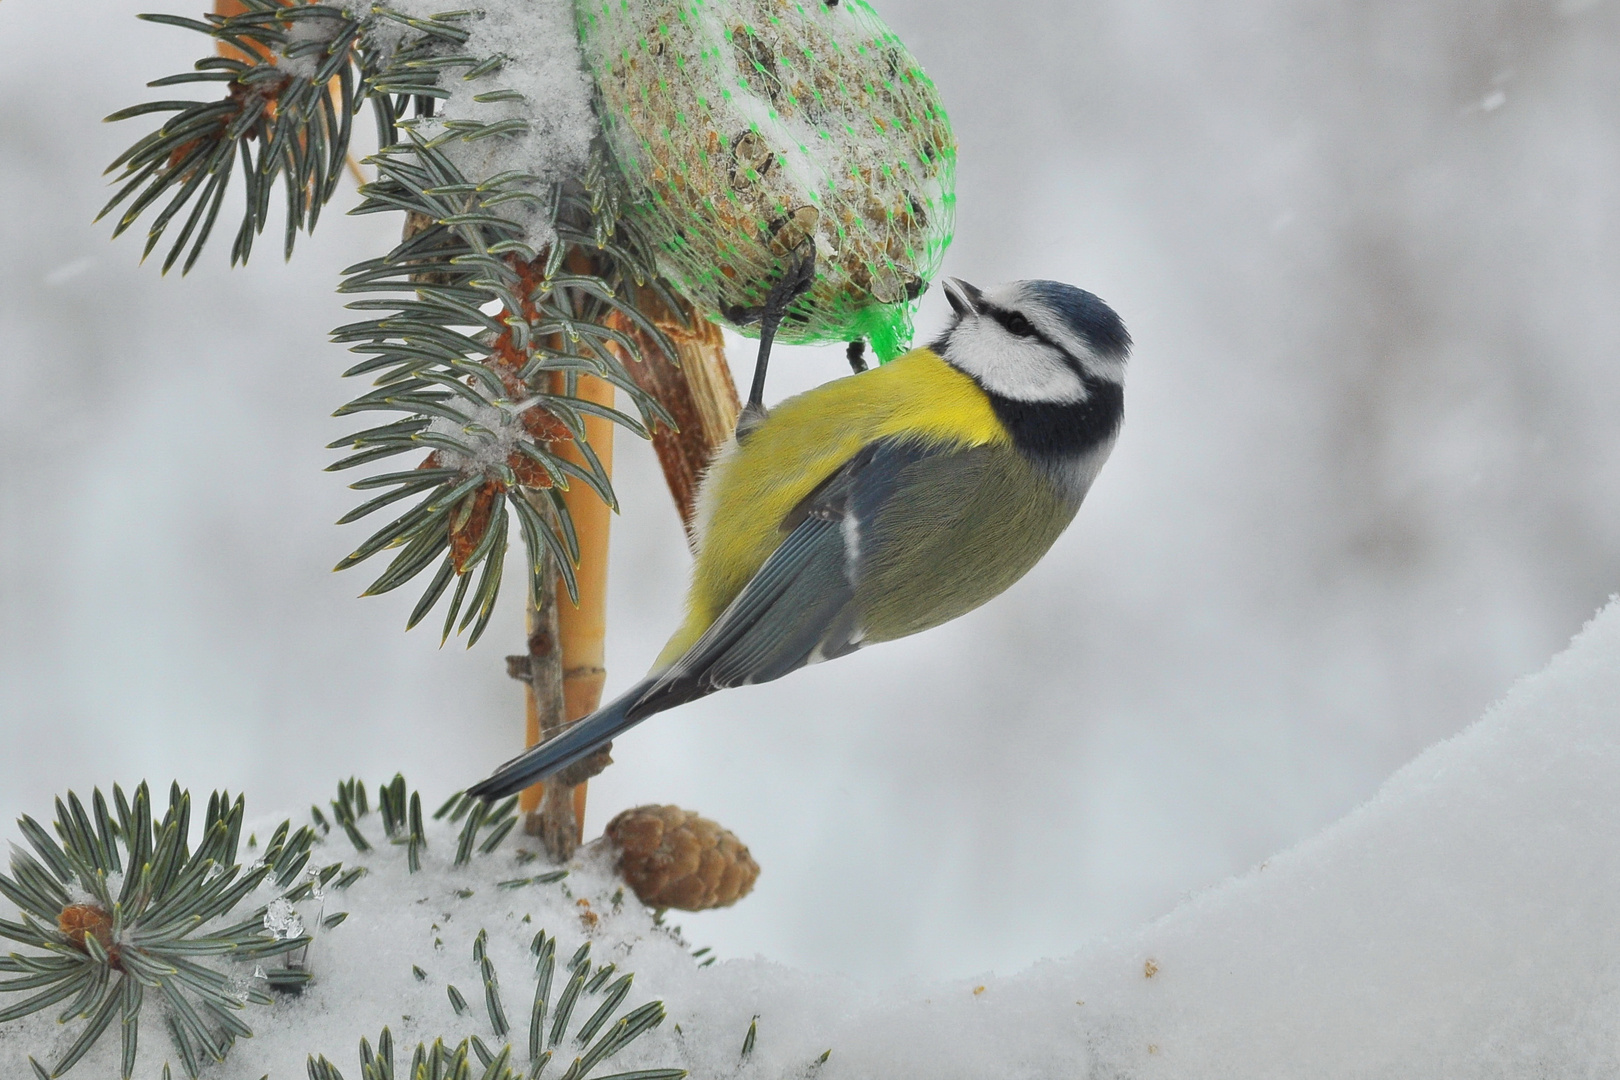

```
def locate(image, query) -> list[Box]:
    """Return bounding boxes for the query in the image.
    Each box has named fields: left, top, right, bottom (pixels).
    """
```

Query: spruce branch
left=0, top=784, right=333, bottom=1079
left=106, top=3, right=694, bottom=650
left=329, top=136, right=674, bottom=646
left=100, top=1, right=372, bottom=273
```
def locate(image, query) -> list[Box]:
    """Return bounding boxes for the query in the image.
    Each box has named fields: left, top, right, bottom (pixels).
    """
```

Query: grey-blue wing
left=630, top=438, right=946, bottom=718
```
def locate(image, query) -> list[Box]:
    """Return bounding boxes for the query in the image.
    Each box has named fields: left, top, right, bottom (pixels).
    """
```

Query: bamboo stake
left=510, top=370, right=616, bottom=860
left=522, top=371, right=617, bottom=854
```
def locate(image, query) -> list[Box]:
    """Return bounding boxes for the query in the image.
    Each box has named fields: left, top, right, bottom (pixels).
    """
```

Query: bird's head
left=931, top=278, right=1131, bottom=491
left=933, top=278, right=1131, bottom=405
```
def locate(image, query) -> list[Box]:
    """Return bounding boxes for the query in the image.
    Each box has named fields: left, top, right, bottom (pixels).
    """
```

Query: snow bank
left=553, top=592, right=1620, bottom=1079
left=4, top=598, right=1618, bottom=1078
left=800, top=594, right=1620, bottom=1078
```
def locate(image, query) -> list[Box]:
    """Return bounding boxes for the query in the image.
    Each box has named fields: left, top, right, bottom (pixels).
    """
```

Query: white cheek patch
left=946, top=320, right=1090, bottom=403
left=986, top=281, right=1127, bottom=388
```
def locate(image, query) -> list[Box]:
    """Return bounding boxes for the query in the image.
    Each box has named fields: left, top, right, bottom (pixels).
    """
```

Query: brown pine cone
left=604, top=805, right=759, bottom=911
left=58, top=903, right=122, bottom=969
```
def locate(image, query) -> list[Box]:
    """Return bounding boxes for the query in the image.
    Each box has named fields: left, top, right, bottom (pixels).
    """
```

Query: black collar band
left=987, top=379, right=1124, bottom=463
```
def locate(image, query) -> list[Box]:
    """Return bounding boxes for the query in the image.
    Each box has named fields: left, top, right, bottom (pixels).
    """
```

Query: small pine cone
left=58, top=903, right=121, bottom=969
left=604, top=805, right=759, bottom=911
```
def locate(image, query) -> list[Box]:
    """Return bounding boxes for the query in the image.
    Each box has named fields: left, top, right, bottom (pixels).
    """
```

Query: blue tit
left=469, top=278, right=1131, bottom=800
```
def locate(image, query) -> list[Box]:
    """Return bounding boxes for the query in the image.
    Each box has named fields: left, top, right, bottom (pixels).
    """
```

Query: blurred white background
left=2, top=0, right=1617, bottom=982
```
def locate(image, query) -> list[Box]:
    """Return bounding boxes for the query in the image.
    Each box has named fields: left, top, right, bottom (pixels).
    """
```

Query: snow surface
left=4, top=597, right=1618, bottom=1078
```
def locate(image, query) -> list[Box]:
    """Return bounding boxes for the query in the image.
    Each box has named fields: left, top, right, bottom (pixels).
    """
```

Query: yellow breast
left=654, top=348, right=1007, bottom=668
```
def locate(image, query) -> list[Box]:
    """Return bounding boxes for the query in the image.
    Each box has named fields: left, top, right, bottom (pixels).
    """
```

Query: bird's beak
left=943, top=278, right=984, bottom=317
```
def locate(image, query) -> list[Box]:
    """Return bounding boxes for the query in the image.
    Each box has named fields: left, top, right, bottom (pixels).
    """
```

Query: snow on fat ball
left=578, top=0, right=957, bottom=359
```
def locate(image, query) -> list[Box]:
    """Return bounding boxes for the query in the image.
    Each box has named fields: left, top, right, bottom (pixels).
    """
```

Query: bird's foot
left=768, top=242, right=819, bottom=311
left=847, top=339, right=868, bottom=374
left=744, top=244, right=819, bottom=413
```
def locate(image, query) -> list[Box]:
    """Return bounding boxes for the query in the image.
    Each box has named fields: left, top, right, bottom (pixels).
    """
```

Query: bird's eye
left=1004, top=313, right=1035, bottom=338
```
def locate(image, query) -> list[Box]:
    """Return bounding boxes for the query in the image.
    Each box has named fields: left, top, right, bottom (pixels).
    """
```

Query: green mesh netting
left=575, top=0, right=957, bottom=360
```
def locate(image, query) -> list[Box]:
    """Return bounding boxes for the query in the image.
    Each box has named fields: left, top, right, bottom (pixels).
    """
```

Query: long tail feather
left=467, top=677, right=659, bottom=801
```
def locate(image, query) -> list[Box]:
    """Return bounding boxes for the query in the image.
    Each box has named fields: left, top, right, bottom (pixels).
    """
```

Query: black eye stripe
left=984, top=304, right=1085, bottom=373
